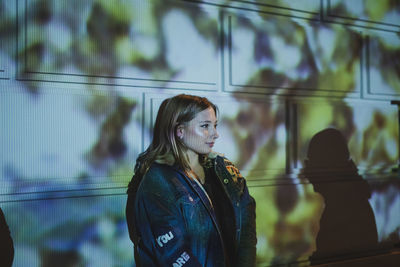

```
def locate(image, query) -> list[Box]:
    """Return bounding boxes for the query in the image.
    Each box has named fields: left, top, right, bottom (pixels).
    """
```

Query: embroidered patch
left=156, top=231, right=174, bottom=248
left=226, top=165, right=243, bottom=181
left=223, top=159, right=245, bottom=194
left=172, top=251, right=190, bottom=267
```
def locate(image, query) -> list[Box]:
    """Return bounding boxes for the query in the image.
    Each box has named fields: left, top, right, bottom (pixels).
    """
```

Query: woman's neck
left=186, top=150, right=200, bottom=169
left=185, top=150, right=205, bottom=183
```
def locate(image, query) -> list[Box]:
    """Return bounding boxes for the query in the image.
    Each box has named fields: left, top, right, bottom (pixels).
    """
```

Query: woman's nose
left=213, top=128, right=219, bottom=139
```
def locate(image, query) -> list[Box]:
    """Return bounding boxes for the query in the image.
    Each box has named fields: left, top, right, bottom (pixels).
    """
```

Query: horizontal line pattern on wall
left=0, top=186, right=127, bottom=203
left=325, top=0, right=400, bottom=32
left=2, top=173, right=399, bottom=203
left=16, top=0, right=220, bottom=91
left=0, top=84, right=142, bottom=198
left=184, top=0, right=321, bottom=20
left=224, top=12, right=363, bottom=97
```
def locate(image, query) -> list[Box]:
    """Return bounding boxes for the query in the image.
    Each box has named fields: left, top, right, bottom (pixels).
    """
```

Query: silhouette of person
left=301, top=128, right=378, bottom=264
left=0, top=207, right=14, bottom=267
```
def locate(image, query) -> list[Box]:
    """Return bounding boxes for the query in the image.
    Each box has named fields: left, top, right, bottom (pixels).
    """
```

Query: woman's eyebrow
left=199, top=120, right=218, bottom=123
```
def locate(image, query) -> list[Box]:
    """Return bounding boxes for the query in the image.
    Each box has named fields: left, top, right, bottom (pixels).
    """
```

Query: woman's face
left=178, top=107, right=219, bottom=155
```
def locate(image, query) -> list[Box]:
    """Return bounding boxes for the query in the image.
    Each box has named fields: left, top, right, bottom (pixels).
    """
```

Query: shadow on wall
left=301, top=128, right=378, bottom=264
left=0, top=207, right=14, bottom=267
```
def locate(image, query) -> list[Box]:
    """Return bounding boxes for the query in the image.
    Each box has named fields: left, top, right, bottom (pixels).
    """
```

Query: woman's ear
left=176, top=125, right=184, bottom=139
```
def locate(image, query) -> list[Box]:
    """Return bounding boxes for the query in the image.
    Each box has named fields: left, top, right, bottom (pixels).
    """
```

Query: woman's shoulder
left=132, top=163, right=180, bottom=205
left=209, top=152, right=245, bottom=187
left=208, top=152, right=238, bottom=169
left=143, top=162, right=176, bottom=180
left=138, top=162, right=180, bottom=191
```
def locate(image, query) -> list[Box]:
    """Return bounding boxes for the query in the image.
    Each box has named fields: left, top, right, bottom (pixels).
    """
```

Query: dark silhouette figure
left=0, top=207, right=14, bottom=267
left=301, top=128, right=378, bottom=264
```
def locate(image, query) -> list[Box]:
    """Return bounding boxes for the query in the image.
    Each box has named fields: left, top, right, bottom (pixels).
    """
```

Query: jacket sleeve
left=238, top=178, right=257, bottom=267
left=130, top=170, right=202, bottom=267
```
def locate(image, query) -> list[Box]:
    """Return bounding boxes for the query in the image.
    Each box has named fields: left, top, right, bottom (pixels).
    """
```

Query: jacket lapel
left=176, top=169, right=222, bottom=234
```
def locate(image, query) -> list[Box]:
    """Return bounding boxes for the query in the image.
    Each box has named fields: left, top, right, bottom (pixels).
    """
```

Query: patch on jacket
left=173, top=251, right=190, bottom=266
left=224, top=159, right=243, bottom=181
left=223, top=158, right=245, bottom=194
left=156, top=230, right=174, bottom=248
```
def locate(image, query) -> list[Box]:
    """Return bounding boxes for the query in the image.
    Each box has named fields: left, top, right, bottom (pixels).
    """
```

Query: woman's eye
left=201, top=124, right=209, bottom=128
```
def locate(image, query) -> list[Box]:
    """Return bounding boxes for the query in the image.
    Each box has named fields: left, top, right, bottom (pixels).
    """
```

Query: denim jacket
left=126, top=153, right=256, bottom=267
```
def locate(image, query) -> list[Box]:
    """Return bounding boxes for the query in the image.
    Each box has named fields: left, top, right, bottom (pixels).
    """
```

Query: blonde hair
left=135, top=94, right=218, bottom=178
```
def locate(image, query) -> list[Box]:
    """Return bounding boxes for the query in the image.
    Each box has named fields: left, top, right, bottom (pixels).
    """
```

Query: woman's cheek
left=194, top=128, right=206, bottom=137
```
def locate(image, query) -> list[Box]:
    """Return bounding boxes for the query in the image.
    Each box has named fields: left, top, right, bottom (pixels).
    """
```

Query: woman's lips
left=207, top=142, right=214, bottom=148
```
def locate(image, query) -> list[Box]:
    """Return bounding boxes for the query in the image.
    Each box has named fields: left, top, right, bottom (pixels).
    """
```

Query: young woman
left=126, top=94, right=256, bottom=267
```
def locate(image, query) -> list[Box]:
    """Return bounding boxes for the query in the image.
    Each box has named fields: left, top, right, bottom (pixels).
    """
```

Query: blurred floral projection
left=0, top=0, right=399, bottom=266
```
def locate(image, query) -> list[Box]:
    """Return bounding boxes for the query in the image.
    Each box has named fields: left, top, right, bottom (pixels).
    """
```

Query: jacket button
left=223, top=179, right=229, bottom=184
left=236, top=202, right=240, bottom=207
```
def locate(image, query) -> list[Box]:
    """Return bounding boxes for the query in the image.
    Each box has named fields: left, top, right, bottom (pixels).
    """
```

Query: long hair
left=133, top=94, right=218, bottom=181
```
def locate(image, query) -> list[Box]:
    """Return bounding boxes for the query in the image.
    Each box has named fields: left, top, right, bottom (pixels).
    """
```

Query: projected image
left=0, top=0, right=399, bottom=266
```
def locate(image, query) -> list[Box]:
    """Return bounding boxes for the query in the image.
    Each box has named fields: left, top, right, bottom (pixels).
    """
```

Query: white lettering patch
left=172, top=251, right=190, bottom=267
left=156, top=231, right=174, bottom=247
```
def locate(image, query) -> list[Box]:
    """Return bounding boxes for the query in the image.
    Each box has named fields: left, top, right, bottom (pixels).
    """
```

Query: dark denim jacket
left=126, top=154, right=256, bottom=267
